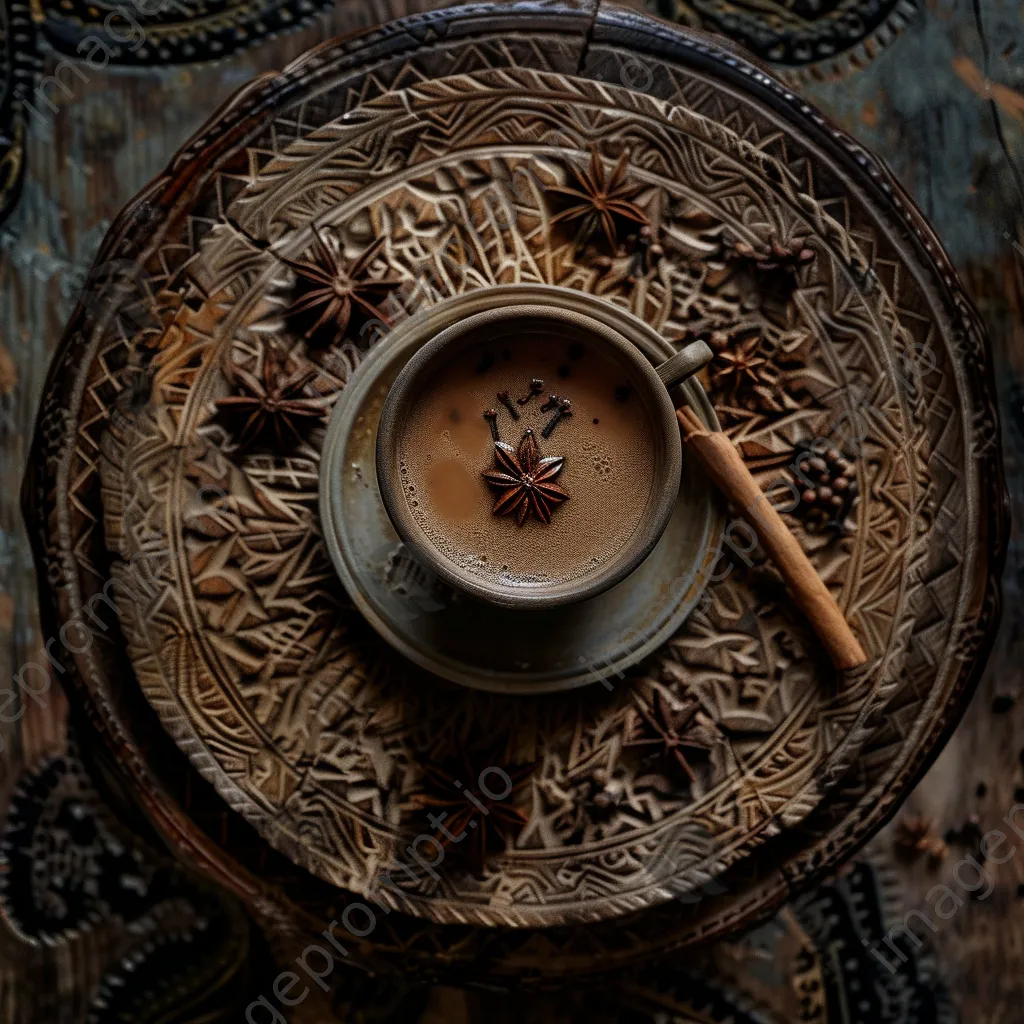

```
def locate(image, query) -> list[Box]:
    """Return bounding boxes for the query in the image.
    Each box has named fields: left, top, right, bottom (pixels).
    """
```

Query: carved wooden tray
left=23, top=0, right=1006, bottom=979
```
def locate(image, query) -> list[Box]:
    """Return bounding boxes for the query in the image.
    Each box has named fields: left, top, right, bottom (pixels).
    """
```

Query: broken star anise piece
left=546, top=150, right=649, bottom=251
left=215, top=350, right=326, bottom=451
left=412, top=751, right=535, bottom=877
left=281, top=228, right=401, bottom=346
left=626, top=690, right=718, bottom=784
left=482, top=428, right=568, bottom=527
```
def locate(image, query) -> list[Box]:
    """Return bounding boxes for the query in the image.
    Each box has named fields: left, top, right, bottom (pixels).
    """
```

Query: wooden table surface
left=0, top=0, right=1022, bottom=1019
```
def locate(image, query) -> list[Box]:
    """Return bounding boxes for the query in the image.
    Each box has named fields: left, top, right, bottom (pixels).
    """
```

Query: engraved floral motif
left=482, top=428, right=569, bottom=526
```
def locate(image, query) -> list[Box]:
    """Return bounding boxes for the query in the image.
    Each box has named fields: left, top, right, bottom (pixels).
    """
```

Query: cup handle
left=655, top=339, right=713, bottom=390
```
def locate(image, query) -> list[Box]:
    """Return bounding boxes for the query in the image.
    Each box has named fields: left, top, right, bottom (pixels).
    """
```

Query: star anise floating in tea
left=627, top=690, right=718, bottom=784
left=281, top=228, right=401, bottom=346
left=482, top=428, right=569, bottom=526
left=412, top=751, right=534, bottom=877
left=215, top=349, right=326, bottom=451
left=547, top=150, right=649, bottom=251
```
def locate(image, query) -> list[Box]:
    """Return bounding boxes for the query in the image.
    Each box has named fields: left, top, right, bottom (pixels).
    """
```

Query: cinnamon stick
left=677, top=406, right=868, bottom=670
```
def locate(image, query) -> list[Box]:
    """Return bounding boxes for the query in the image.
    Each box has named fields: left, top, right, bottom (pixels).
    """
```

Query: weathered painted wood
left=0, top=0, right=1021, bottom=1017
left=796, top=2, right=1024, bottom=1019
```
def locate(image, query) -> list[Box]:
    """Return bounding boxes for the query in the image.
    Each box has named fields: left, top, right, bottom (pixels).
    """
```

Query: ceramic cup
left=375, top=302, right=711, bottom=609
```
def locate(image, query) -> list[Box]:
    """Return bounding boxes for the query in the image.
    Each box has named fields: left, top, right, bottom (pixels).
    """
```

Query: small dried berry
left=726, top=236, right=816, bottom=273
left=790, top=442, right=858, bottom=533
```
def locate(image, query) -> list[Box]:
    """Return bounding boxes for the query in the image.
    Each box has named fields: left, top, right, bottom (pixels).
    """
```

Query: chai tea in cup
left=396, top=331, right=661, bottom=592
left=376, top=305, right=698, bottom=609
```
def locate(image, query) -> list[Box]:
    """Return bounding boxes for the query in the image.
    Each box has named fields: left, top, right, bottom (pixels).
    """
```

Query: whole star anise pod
left=412, top=750, right=534, bottom=877
left=215, top=349, right=325, bottom=451
left=627, top=690, right=718, bottom=784
left=710, top=331, right=768, bottom=396
left=547, top=150, right=649, bottom=251
left=482, top=428, right=568, bottom=526
left=281, top=228, right=401, bottom=346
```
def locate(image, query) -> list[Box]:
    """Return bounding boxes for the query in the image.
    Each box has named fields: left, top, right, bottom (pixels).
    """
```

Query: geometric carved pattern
left=22, top=0, right=1006, bottom=977
left=101, top=67, right=933, bottom=926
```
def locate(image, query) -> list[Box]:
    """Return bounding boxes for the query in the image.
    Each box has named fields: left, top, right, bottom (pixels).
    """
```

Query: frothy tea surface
left=397, top=332, right=660, bottom=589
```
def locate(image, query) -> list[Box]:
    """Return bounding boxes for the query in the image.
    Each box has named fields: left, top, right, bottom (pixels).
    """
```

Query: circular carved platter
left=24, top=0, right=1006, bottom=978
